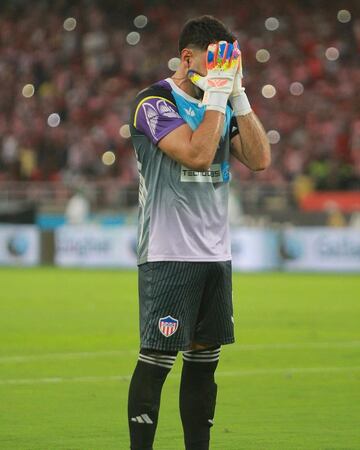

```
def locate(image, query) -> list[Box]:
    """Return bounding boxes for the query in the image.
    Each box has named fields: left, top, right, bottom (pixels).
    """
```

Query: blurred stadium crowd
left=0, top=0, right=359, bottom=191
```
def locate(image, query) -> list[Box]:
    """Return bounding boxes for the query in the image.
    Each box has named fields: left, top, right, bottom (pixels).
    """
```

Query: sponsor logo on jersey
left=158, top=315, right=179, bottom=337
left=221, top=161, right=230, bottom=182
left=142, top=99, right=181, bottom=140
left=181, top=163, right=228, bottom=183
left=156, top=99, right=181, bottom=118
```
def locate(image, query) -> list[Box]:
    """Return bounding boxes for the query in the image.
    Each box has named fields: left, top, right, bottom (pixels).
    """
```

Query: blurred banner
left=44, top=225, right=360, bottom=272
left=281, top=228, right=360, bottom=272
left=231, top=229, right=280, bottom=271
left=0, top=225, right=40, bottom=266
left=55, top=225, right=137, bottom=267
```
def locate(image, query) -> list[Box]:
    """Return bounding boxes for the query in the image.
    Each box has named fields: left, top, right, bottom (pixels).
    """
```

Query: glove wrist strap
left=230, top=90, right=252, bottom=116
left=203, top=92, right=229, bottom=114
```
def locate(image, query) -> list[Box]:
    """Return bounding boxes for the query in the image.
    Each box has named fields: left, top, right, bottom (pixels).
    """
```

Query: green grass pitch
left=0, top=268, right=359, bottom=450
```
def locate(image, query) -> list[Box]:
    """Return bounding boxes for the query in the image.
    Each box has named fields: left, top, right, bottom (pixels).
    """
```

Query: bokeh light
left=256, top=49, right=270, bottom=63
left=47, top=113, right=60, bottom=127
left=289, top=82, right=304, bottom=96
left=337, top=9, right=351, bottom=23
left=119, top=124, right=131, bottom=139
left=267, top=130, right=281, bottom=144
left=325, top=47, right=339, bottom=61
left=63, top=17, right=77, bottom=31
left=168, top=57, right=180, bottom=71
left=126, top=32, right=141, bottom=45
left=262, top=84, right=276, bottom=98
left=265, top=17, right=279, bottom=31
left=134, top=15, right=148, bottom=28
left=102, top=151, right=116, bottom=166
left=22, top=84, right=35, bottom=98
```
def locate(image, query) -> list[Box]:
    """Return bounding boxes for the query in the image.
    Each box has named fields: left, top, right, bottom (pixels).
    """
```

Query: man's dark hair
left=178, top=15, right=236, bottom=54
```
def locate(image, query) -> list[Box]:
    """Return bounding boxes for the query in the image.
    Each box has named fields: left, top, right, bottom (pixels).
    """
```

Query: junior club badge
left=158, top=315, right=179, bottom=337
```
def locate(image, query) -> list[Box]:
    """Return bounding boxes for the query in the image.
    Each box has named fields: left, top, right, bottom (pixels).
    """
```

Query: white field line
left=0, top=341, right=359, bottom=364
left=0, top=350, right=138, bottom=364
left=0, top=366, right=359, bottom=386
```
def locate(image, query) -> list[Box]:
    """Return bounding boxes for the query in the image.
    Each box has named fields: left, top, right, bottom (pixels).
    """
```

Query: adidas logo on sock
left=130, top=414, right=153, bottom=424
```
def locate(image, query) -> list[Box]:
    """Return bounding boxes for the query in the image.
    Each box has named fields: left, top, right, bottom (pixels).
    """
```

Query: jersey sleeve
left=132, top=86, right=186, bottom=145
left=230, top=115, right=240, bottom=140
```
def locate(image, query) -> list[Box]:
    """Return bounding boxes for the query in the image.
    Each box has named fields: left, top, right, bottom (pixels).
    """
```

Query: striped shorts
left=138, top=261, right=234, bottom=352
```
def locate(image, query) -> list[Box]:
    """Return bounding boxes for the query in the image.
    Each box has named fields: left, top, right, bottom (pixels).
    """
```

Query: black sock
left=128, top=349, right=177, bottom=450
left=179, top=347, right=220, bottom=450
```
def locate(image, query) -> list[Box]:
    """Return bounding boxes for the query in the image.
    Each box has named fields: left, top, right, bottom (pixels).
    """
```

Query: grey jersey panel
left=130, top=78, right=234, bottom=264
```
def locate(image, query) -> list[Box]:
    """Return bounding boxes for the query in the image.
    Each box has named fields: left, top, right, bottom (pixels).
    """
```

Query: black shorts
left=138, top=261, right=234, bottom=351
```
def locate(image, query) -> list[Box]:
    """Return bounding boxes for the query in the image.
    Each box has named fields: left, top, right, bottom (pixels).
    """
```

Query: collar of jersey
left=166, top=77, right=203, bottom=105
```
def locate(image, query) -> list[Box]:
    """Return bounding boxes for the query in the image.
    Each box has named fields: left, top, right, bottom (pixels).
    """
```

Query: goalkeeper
left=128, top=15, right=270, bottom=450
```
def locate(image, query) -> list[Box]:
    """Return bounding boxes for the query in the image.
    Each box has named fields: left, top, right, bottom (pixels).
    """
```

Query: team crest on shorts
left=158, top=315, right=179, bottom=337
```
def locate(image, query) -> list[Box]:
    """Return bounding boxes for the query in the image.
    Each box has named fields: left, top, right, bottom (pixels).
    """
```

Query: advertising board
left=0, top=225, right=40, bottom=266
left=282, top=228, right=360, bottom=272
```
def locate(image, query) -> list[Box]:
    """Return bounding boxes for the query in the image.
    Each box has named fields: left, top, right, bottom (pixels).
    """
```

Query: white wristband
left=203, top=91, right=228, bottom=114
left=230, top=90, right=252, bottom=116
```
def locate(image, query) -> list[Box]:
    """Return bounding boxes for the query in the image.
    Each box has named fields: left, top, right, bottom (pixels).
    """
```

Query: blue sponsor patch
left=221, top=161, right=230, bottom=183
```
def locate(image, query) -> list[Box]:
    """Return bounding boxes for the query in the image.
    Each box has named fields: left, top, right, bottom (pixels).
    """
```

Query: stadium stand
left=0, top=0, right=359, bottom=221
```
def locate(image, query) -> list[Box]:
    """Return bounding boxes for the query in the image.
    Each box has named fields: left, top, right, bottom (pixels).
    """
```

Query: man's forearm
left=233, top=112, right=271, bottom=171
left=189, top=110, right=224, bottom=170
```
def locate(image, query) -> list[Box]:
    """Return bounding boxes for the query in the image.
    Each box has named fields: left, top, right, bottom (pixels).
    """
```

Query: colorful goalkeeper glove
left=189, top=40, right=252, bottom=116
left=229, top=44, right=252, bottom=116
left=188, top=40, right=240, bottom=114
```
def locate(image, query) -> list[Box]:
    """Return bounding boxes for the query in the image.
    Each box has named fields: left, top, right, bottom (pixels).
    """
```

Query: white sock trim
left=182, top=347, right=220, bottom=363
left=183, top=351, right=220, bottom=358
left=138, top=353, right=176, bottom=369
left=183, top=355, right=220, bottom=363
left=184, top=349, right=220, bottom=355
